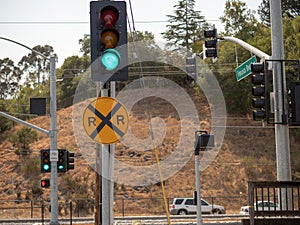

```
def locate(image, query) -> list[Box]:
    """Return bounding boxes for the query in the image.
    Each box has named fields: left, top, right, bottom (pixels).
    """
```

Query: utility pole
left=270, top=0, right=292, bottom=182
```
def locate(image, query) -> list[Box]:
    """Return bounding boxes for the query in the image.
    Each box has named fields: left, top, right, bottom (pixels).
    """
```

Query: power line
left=0, top=21, right=88, bottom=25
left=0, top=19, right=221, bottom=25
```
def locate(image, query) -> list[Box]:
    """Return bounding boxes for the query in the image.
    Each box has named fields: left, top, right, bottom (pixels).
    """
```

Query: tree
left=220, top=0, right=258, bottom=40
left=0, top=100, right=12, bottom=133
left=161, top=0, right=205, bottom=52
left=128, top=31, right=164, bottom=63
left=9, top=127, right=38, bottom=157
left=56, top=55, right=90, bottom=108
left=258, top=0, right=300, bottom=27
left=283, top=16, right=300, bottom=60
left=0, top=58, right=22, bottom=99
left=18, top=45, right=54, bottom=86
left=217, top=0, right=260, bottom=113
left=79, top=34, right=90, bottom=56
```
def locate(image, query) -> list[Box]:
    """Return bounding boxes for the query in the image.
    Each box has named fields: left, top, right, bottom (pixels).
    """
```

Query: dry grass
left=1, top=88, right=298, bottom=217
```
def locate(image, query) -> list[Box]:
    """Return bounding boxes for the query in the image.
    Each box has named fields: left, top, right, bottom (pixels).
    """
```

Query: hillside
left=1, top=83, right=299, bottom=218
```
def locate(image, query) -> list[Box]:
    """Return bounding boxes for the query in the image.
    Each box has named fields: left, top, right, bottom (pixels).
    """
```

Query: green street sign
left=235, top=56, right=257, bottom=81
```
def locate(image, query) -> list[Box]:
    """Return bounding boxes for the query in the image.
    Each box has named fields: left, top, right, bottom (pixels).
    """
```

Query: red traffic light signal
left=90, top=1, right=128, bottom=82
left=41, top=179, right=50, bottom=188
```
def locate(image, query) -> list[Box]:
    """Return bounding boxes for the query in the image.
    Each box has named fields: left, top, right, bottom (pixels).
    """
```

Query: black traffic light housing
left=90, top=1, right=128, bottom=82
left=41, top=179, right=50, bottom=188
left=40, top=149, right=51, bottom=173
left=251, top=62, right=269, bottom=121
left=57, top=149, right=67, bottom=173
left=186, top=54, right=198, bottom=82
left=288, top=82, right=300, bottom=125
left=194, top=130, right=214, bottom=155
left=67, top=151, right=75, bottom=171
left=204, top=28, right=218, bottom=58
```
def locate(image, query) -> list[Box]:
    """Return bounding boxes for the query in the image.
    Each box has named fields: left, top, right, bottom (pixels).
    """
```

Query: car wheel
left=178, top=209, right=187, bottom=215
left=212, top=209, right=221, bottom=214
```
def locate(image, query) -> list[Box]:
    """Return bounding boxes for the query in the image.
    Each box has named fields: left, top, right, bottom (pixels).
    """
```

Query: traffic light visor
left=204, top=29, right=216, bottom=38
left=100, top=29, right=119, bottom=49
left=41, top=179, right=50, bottom=188
left=100, top=6, right=119, bottom=27
left=101, top=49, right=120, bottom=70
left=251, top=63, right=264, bottom=73
left=43, top=164, right=50, bottom=171
left=205, top=39, right=217, bottom=48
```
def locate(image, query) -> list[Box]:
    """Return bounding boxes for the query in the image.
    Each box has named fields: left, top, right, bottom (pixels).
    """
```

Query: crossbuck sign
left=83, top=97, right=129, bottom=144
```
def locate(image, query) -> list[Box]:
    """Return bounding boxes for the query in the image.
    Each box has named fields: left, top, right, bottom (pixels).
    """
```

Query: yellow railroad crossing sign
left=83, top=97, right=129, bottom=144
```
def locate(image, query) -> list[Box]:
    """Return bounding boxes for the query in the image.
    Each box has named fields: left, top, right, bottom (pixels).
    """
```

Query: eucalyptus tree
left=18, top=45, right=54, bottom=86
left=0, top=57, right=22, bottom=99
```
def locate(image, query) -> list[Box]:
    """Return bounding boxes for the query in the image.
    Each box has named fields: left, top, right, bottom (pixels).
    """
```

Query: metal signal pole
left=0, top=37, right=59, bottom=225
left=270, top=0, right=292, bottom=182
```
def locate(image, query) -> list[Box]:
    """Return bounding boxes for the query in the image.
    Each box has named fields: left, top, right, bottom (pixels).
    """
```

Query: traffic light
left=57, top=149, right=67, bottom=173
left=288, top=82, right=300, bottom=125
left=204, top=28, right=218, bottom=58
left=90, top=1, right=128, bottom=82
left=40, top=149, right=51, bottom=173
left=194, top=134, right=215, bottom=150
left=186, top=54, right=198, bottom=82
left=251, top=62, right=267, bottom=120
left=67, top=151, right=75, bottom=171
left=41, top=179, right=50, bottom=188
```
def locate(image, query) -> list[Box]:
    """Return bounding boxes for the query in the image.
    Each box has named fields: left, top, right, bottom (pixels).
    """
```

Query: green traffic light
left=101, top=49, right=120, bottom=71
left=43, top=164, right=50, bottom=171
left=58, top=165, right=65, bottom=170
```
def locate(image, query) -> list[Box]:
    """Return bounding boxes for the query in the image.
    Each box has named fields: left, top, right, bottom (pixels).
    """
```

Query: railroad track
left=0, top=214, right=249, bottom=224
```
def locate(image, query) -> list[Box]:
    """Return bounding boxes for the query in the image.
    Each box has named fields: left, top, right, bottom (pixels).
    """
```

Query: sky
left=0, top=0, right=262, bottom=66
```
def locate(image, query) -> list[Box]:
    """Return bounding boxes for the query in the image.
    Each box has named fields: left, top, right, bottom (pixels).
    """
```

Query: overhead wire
left=126, top=1, right=171, bottom=223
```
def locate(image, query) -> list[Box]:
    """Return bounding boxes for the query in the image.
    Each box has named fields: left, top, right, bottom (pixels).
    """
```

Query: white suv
left=240, top=201, right=278, bottom=214
left=169, top=198, right=226, bottom=215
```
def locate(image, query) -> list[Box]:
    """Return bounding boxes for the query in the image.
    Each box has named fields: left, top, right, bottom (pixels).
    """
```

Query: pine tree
left=161, top=0, right=205, bottom=52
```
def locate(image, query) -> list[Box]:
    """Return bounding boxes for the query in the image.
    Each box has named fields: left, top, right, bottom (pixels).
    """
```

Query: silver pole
left=195, top=152, right=202, bottom=225
left=270, top=0, right=291, bottom=181
left=101, top=84, right=114, bottom=225
left=222, top=36, right=270, bottom=59
left=0, top=37, right=59, bottom=224
left=0, top=112, right=49, bottom=135
left=270, top=0, right=292, bottom=210
left=49, top=55, right=59, bottom=225
left=110, top=81, right=115, bottom=224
